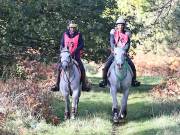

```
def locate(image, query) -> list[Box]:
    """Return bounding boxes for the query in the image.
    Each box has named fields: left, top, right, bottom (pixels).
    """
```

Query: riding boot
left=81, top=70, right=91, bottom=91
left=99, top=55, right=114, bottom=88
left=51, top=65, right=61, bottom=92
left=99, top=68, right=108, bottom=88
left=131, top=71, right=141, bottom=87
left=75, top=58, right=91, bottom=91
left=127, top=57, right=140, bottom=87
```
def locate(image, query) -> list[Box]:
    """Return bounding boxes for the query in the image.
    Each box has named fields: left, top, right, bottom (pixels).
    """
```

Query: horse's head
left=114, top=46, right=126, bottom=69
left=60, top=46, right=72, bottom=70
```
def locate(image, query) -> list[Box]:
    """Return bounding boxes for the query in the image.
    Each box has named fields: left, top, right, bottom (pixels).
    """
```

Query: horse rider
left=51, top=20, right=90, bottom=92
left=99, top=17, right=141, bottom=88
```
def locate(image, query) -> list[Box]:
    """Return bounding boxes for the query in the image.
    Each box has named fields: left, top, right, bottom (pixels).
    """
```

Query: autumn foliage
left=133, top=53, right=180, bottom=100
left=151, top=78, right=180, bottom=100
left=134, top=53, right=180, bottom=77
left=0, top=59, right=60, bottom=128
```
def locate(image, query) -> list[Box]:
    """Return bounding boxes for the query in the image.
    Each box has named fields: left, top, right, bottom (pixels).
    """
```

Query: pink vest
left=114, top=31, right=129, bottom=48
left=64, top=33, right=80, bottom=54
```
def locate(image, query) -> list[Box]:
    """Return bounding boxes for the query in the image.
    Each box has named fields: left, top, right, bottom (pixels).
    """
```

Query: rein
left=61, top=56, right=75, bottom=96
left=61, top=59, right=76, bottom=84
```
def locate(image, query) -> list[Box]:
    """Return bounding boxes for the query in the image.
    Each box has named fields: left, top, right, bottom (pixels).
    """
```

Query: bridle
left=60, top=50, right=75, bottom=93
left=114, top=48, right=128, bottom=81
left=60, top=50, right=73, bottom=68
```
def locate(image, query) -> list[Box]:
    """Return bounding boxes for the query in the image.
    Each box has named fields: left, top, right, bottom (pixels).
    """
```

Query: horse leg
left=119, top=88, right=129, bottom=120
left=71, top=89, right=79, bottom=119
left=75, top=91, right=81, bottom=114
left=64, top=95, right=70, bottom=120
left=110, top=86, right=119, bottom=123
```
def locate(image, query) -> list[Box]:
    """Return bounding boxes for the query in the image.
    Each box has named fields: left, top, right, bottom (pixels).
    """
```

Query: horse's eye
left=114, top=53, right=117, bottom=55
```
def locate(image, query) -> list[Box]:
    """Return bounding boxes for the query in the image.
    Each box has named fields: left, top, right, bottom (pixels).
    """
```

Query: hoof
left=71, top=107, right=77, bottom=120
left=70, top=114, right=76, bottom=120
left=113, top=113, right=119, bottom=123
left=118, top=113, right=126, bottom=123
left=113, top=118, right=119, bottom=123
left=112, top=108, right=119, bottom=123
left=64, top=112, right=70, bottom=120
left=112, top=113, right=119, bottom=123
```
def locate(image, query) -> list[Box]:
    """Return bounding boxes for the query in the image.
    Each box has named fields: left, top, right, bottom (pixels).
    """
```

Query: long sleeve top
left=109, top=29, right=131, bottom=53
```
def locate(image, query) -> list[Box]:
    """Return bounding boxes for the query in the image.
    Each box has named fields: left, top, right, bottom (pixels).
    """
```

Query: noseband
left=61, top=50, right=73, bottom=68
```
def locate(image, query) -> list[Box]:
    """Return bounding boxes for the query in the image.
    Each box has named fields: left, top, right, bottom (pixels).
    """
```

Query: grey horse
left=59, top=47, right=81, bottom=120
left=107, top=46, right=133, bottom=123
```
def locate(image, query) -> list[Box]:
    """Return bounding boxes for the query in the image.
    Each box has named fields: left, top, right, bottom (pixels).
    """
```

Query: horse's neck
left=63, top=63, right=75, bottom=78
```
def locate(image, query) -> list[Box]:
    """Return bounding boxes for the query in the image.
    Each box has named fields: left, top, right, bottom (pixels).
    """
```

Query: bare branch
left=153, top=0, right=174, bottom=25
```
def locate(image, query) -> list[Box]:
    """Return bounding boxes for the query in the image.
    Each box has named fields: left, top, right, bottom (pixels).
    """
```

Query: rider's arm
left=76, top=33, right=84, bottom=52
left=123, top=38, right=130, bottom=53
left=60, top=33, right=65, bottom=52
left=71, top=33, right=84, bottom=58
left=123, top=31, right=132, bottom=53
left=110, top=29, right=115, bottom=52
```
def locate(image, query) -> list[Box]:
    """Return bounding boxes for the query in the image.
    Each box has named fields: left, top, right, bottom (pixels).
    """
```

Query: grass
left=3, top=76, right=180, bottom=135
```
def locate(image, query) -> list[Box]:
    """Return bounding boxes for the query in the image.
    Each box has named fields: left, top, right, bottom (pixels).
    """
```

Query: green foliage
left=0, top=0, right=179, bottom=78
left=0, top=0, right=115, bottom=65
left=139, top=0, right=180, bottom=53
left=3, top=76, right=180, bottom=135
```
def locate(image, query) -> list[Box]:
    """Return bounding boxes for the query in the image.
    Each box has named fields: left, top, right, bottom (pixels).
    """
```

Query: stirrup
left=82, top=83, right=91, bottom=91
left=132, top=81, right=141, bottom=87
left=99, top=80, right=107, bottom=88
left=50, top=85, right=59, bottom=92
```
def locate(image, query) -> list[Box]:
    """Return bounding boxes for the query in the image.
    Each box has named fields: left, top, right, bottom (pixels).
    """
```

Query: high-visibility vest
left=64, top=33, right=80, bottom=54
left=114, top=31, right=129, bottom=48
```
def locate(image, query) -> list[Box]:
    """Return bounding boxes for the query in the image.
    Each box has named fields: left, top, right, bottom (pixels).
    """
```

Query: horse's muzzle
left=117, top=63, right=123, bottom=69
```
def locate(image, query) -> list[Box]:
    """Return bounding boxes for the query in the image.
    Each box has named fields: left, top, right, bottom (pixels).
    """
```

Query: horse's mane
left=61, top=47, right=70, bottom=54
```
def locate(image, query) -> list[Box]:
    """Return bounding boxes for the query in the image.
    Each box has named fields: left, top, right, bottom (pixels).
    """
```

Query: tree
left=0, top=0, right=179, bottom=78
